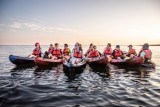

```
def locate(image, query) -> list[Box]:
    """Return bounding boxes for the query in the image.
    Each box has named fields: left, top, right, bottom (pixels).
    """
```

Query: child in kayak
left=48, top=43, right=62, bottom=59
left=48, top=44, right=54, bottom=53
left=44, top=44, right=54, bottom=58
left=84, top=43, right=93, bottom=56
left=112, top=45, right=124, bottom=59
left=28, top=42, right=42, bottom=58
left=63, top=44, right=71, bottom=56
left=139, top=43, right=152, bottom=63
left=62, top=44, right=71, bottom=61
left=87, top=45, right=100, bottom=58
left=126, top=45, right=137, bottom=57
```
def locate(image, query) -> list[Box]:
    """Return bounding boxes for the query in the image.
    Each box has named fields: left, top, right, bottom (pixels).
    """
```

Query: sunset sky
left=0, top=0, right=160, bottom=45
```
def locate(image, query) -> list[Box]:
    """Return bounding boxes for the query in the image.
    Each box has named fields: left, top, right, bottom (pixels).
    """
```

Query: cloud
left=10, top=22, right=22, bottom=28
left=9, top=21, right=76, bottom=33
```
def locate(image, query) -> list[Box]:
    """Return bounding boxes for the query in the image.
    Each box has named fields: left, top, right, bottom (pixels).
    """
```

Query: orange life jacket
left=63, top=48, right=70, bottom=55
left=73, top=49, right=82, bottom=58
left=143, top=50, right=152, bottom=59
left=114, top=49, right=123, bottom=58
left=129, top=49, right=136, bottom=54
left=52, top=49, right=62, bottom=57
left=90, top=50, right=99, bottom=57
left=33, top=48, right=41, bottom=57
left=104, top=47, right=112, bottom=55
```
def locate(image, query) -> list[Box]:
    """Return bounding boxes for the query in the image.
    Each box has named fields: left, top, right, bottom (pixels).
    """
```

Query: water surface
left=0, top=45, right=160, bottom=107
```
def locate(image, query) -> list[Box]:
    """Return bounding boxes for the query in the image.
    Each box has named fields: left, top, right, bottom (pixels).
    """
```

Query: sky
left=0, top=0, right=160, bottom=45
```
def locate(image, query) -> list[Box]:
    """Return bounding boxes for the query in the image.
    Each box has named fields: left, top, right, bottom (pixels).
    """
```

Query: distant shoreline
left=0, top=44, right=160, bottom=46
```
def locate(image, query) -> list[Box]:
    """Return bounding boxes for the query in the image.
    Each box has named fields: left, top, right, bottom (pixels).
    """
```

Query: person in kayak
left=69, top=42, right=86, bottom=64
left=139, top=43, right=152, bottom=63
left=43, top=44, right=54, bottom=58
left=48, top=44, right=54, bottom=53
left=87, top=45, right=100, bottom=58
left=63, top=44, right=71, bottom=56
left=28, top=42, right=42, bottom=58
left=103, top=43, right=112, bottom=56
left=112, top=45, right=124, bottom=59
left=126, top=45, right=137, bottom=57
left=84, top=43, right=93, bottom=56
left=48, top=43, right=62, bottom=59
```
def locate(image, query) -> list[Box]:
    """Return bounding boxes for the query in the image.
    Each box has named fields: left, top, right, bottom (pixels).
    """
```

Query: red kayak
left=34, top=57, right=63, bottom=67
left=110, top=56, right=144, bottom=66
left=87, top=56, right=110, bottom=67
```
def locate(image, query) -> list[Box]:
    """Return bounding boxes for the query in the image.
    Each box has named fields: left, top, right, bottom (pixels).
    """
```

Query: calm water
left=0, top=45, right=160, bottom=107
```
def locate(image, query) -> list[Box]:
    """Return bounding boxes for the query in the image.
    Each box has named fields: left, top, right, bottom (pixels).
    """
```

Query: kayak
left=125, top=56, right=144, bottom=66
left=9, top=55, right=35, bottom=65
left=141, top=62, right=156, bottom=69
left=34, top=57, right=63, bottom=67
left=63, top=58, right=86, bottom=68
left=87, top=56, right=109, bottom=67
left=110, top=56, right=144, bottom=66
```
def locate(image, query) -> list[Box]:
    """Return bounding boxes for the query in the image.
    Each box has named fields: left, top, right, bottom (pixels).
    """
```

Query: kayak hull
left=63, top=59, right=86, bottom=69
left=110, top=57, right=144, bottom=67
left=87, top=56, right=109, bottom=67
left=34, top=57, right=63, bottom=67
left=9, top=55, right=35, bottom=65
left=141, top=62, right=156, bottom=69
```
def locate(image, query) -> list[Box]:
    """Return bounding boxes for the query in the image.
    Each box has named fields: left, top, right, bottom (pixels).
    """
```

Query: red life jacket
left=129, top=49, right=136, bottom=54
left=48, top=48, right=53, bottom=53
left=143, top=50, right=152, bottom=59
left=73, top=49, right=82, bottom=58
left=114, top=49, right=123, bottom=58
left=63, top=48, right=70, bottom=55
left=104, top=47, right=112, bottom=55
left=33, top=48, right=41, bottom=57
left=89, top=47, right=93, bottom=52
left=52, top=49, right=62, bottom=57
left=90, top=50, right=99, bottom=57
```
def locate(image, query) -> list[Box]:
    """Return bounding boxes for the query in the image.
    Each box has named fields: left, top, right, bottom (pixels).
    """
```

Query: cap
left=35, top=42, right=40, bottom=46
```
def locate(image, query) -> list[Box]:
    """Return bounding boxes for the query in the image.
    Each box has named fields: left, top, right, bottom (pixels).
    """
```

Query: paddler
left=138, top=43, right=152, bottom=63
left=112, top=45, right=124, bottom=59
left=28, top=42, right=42, bottom=58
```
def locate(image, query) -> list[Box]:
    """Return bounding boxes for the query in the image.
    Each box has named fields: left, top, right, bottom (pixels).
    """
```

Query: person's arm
left=134, top=49, right=137, bottom=56
left=71, top=49, right=74, bottom=58
left=112, top=50, right=115, bottom=58
left=140, top=51, right=146, bottom=59
left=102, top=48, right=106, bottom=55
left=81, top=51, right=86, bottom=59
left=68, top=48, right=71, bottom=55
left=84, top=49, right=89, bottom=55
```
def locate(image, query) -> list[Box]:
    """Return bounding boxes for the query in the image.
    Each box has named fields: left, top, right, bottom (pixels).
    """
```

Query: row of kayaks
left=9, top=55, right=156, bottom=69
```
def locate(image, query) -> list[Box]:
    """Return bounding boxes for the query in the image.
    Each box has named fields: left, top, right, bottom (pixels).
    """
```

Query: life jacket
left=63, top=48, right=70, bottom=55
left=73, top=49, right=82, bottom=58
left=104, top=47, right=112, bottom=55
left=90, top=50, right=99, bottom=57
left=89, top=47, right=93, bottom=52
left=143, top=50, right=152, bottom=59
left=33, top=48, right=41, bottom=57
left=48, top=48, right=53, bottom=53
left=129, top=49, right=136, bottom=54
left=52, top=49, right=62, bottom=57
left=114, top=49, right=123, bottom=58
